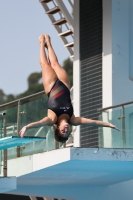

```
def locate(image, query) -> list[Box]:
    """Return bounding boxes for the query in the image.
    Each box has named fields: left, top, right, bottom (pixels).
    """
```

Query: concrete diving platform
left=0, top=177, right=16, bottom=193
left=6, top=147, right=133, bottom=200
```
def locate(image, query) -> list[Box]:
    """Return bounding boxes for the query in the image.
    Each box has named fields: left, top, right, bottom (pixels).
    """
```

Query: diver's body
left=19, top=34, right=119, bottom=142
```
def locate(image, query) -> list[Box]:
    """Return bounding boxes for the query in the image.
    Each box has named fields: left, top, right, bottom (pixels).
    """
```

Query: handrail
left=0, top=86, right=74, bottom=151
left=98, top=100, right=133, bottom=112
left=0, top=90, right=45, bottom=110
left=0, top=86, right=74, bottom=110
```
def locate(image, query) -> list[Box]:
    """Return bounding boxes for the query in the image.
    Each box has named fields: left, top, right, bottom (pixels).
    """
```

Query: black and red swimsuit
left=47, top=79, right=73, bottom=119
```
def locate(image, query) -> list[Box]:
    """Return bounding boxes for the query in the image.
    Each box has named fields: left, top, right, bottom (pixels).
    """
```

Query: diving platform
left=4, top=147, right=133, bottom=200
left=0, top=177, right=16, bottom=194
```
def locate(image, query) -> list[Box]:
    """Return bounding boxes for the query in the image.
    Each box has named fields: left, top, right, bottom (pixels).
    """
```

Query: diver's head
left=53, top=118, right=70, bottom=142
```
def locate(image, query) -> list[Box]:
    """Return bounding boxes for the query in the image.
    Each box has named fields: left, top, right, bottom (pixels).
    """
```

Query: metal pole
left=3, top=114, right=7, bottom=177
left=54, top=140, right=59, bottom=149
left=17, top=100, right=21, bottom=157
left=17, top=100, right=21, bottom=135
left=121, top=106, right=126, bottom=148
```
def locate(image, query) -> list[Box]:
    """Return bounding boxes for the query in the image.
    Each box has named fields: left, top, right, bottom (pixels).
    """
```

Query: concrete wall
left=103, top=0, right=112, bottom=108
left=103, top=0, right=133, bottom=107
left=73, top=0, right=80, bottom=147
left=112, top=0, right=133, bottom=105
left=102, top=0, right=133, bottom=147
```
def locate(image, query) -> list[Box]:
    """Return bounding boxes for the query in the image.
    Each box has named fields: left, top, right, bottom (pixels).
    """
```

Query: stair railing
left=39, top=0, right=74, bottom=58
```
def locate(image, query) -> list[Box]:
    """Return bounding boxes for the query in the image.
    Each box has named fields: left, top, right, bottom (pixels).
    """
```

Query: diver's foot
left=38, top=34, right=45, bottom=45
left=44, top=34, right=51, bottom=47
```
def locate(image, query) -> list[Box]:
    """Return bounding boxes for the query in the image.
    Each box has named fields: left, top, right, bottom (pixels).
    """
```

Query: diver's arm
left=70, top=115, right=119, bottom=131
left=19, top=117, right=53, bottom=138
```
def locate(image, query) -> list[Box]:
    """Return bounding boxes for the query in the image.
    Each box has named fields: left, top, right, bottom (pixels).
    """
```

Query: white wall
left=103, top=0, right=133, bottom=107
left=112, top=0, right=133, bottom=105
left=103, top=0, right=112, bottom=108
left=102, top=0, right=112, bottom=146
left=102, top=0, right=133, bottom=147
left=73, top=0, right=80, bottom=147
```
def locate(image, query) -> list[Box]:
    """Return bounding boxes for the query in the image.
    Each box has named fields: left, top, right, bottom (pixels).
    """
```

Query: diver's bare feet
left=39, top=34, right=45, bottom=44
left=39, top=34, right=48, bottom=48
left=44, top=34, right=51, bottom=47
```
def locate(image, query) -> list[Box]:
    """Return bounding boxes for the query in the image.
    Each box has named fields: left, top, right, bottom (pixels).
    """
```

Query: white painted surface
left=102, top=0, right=133, bottom=148
left=0, top=177, right=16, bottom=193
left=103, top=0, right=133, bottom=106
left=32, top=148, right=70, bottom=171
left=112, top=0, right=133, bottom=105
left=102, top=0, right=112, bottom=108
left=7, top=155, right=33, bottom=177
left=73, top=0, right=80, bottom=147
left=102, top=0, right=112, bottom=146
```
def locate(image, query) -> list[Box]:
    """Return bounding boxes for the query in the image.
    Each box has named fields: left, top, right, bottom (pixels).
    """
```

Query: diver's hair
left=53, top=125, right=70, bottom=143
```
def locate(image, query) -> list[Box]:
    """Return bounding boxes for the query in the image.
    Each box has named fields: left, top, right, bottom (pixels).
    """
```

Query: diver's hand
left=19, top=126, right=27, bottom=138
left=110, top=124, right=120, bottom=131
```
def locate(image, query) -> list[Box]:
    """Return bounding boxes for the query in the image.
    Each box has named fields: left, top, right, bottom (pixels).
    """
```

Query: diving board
left=0, top=136, right=46, bottom=150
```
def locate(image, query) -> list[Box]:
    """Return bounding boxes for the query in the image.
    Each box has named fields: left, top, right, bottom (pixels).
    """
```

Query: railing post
left=3, top=113, right=7, bottom=177
left=54, top=140, right=59, bottom=149
left=121, top=106, right=126, bottom=148
left=17, top=100, right=21, bottom=135
left=17, top=100, right=21, bottom=157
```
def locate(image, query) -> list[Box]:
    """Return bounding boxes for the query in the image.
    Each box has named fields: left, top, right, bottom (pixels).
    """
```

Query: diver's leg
left=39, top=35, right=57, bottom=94
left=45, top=34, right=70, bottom=89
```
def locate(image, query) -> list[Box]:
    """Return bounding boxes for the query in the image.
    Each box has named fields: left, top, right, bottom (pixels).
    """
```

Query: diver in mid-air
left=19, top=34, right=119, bottom=142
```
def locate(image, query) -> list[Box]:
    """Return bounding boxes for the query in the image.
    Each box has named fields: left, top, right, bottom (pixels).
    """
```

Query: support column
left=73, top=0, right=80, bottom=147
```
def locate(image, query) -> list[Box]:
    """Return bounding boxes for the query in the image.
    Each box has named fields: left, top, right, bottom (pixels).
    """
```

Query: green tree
left=62, top=58, right=73, bottom=87
left=0, top=89, right=6, bottom=105
left=6, top=94, right=15, bottom=102
left=16, top=72, right=44, bottom=99
left=28, top=72, right=42, bottom=88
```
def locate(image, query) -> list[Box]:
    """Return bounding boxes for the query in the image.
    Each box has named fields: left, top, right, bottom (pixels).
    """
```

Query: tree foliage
left=0, top=89, right=6, bottom=104
left=62, top=58, right=73, bottom=87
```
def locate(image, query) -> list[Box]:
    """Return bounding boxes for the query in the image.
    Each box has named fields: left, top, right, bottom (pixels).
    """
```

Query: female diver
left=19, top=34, right=119, bottom=142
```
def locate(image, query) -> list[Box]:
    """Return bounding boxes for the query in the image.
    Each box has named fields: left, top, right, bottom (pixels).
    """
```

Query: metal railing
left=0, top=113, right=7, bottom=177
left=98, top=100, right=133, bottom=149
left=40, top=0, right=74, bottom=58
left=98, top=100, right=133, bottom=112
left=0, top=90, right=54, bottom=160
left=0, top=90, right=46, bottom=133
left=0, top=88, right=74, bottom=160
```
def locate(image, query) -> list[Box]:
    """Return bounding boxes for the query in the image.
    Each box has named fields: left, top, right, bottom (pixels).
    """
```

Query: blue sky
left=0, top=1, right=69, bottom=95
